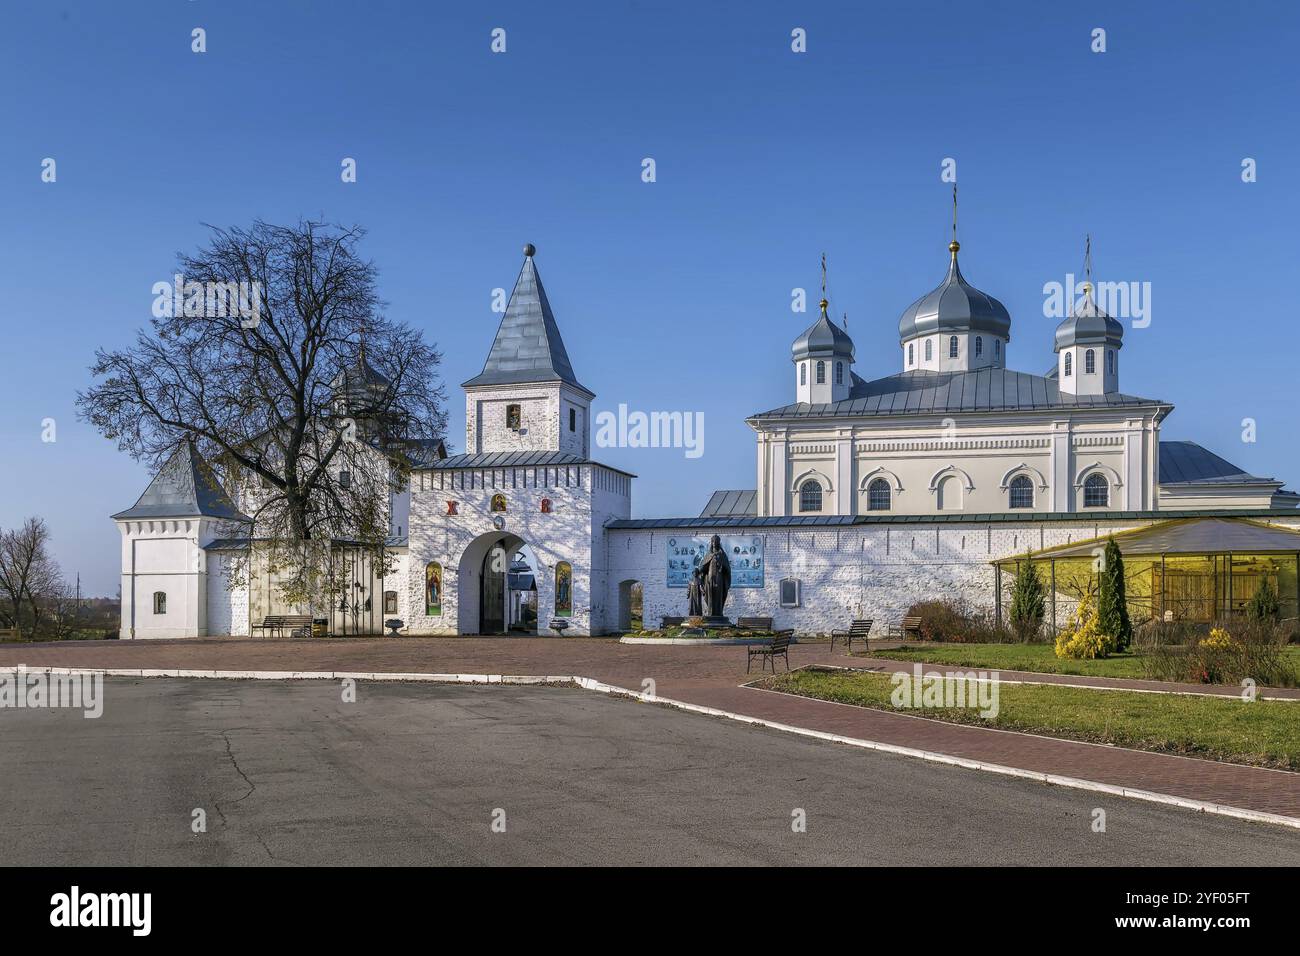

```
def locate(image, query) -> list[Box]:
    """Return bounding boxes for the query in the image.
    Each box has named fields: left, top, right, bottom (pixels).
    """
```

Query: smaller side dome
left=1054, top=283, right=1124, bottom=351
left=792, top=299, right=855, bottom=362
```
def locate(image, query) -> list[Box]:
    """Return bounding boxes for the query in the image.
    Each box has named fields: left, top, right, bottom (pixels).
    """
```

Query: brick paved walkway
left=3, top=636, right=1297, bottom=822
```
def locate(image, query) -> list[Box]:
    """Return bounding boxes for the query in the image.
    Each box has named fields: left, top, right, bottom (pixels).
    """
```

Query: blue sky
left=2, top=1, right=1297, bottom=595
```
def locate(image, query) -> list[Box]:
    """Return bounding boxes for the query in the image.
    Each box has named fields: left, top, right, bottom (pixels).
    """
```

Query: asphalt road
left=3, top=678, right=1299, bottom=866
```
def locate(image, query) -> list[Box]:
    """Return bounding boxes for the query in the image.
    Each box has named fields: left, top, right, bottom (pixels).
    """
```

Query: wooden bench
left=252, top=614, right=314, bottom=638
left=830, top=618, right=872, bottom=652
left=661, top=616, right=685, bottom=628
left=747, top=631, right=793, bottom=674
left=737, top=616, right=774, bottom=631
left=901, top=615, right=923, bottom=640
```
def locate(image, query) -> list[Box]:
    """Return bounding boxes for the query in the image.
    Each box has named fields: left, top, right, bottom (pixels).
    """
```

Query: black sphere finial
left=523, top=243, right=536, bottom=257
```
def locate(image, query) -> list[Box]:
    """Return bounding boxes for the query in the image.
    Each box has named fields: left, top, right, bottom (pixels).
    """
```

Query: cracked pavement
left=3, top=677, right=1300, bottom=866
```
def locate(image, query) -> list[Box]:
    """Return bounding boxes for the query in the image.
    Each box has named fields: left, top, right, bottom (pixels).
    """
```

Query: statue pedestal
left=701, top=616, right=732, bottom=629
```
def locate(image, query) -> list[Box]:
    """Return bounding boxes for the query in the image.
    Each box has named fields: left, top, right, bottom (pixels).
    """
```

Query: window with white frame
left=799, top=480, right=822, bottom=512
left=816, top=361, right=826, bottom=384
left=1008, top=475, right=1034, bottom=509
left=867, top=478, right=891, bottom=511
left=1064, top=353, right=1072, bottom=376
left=1083, top=473, right=1109, bottom=507
left=1085, top=349, right=1096, bottom=374
left=949, top=335, right=958, bottom=358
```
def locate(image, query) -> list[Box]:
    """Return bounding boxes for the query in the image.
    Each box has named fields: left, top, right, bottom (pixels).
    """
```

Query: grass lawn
left=867, top=642, right=1300, bottom=685
left=759, top=668, right=1300, bottom=771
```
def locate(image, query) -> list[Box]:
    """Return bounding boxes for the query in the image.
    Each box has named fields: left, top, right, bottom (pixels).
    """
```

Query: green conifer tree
left=1097, top=537, right=1133, bottom=652
left=1009, top=557, right=1046, bottom=642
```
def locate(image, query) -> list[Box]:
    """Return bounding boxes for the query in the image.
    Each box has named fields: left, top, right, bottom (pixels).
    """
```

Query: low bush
left=1139, top=619, right=1296, bottom=687
left=903, top=600, right=1015, bottom=643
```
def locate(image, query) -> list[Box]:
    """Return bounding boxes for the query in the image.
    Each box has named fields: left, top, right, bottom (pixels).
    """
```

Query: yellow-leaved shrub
left=1054, top=591, right=1117, bottom=659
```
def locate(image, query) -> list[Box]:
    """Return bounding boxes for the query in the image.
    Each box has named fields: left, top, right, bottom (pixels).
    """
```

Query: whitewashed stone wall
left=205, top=551, right=250, bottom=636
left=603, top=515, right=1300, bottom=635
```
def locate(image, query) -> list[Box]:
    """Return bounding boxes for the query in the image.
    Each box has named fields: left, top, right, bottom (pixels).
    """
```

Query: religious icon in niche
left=506, top=404, right=522, bottom=430
left=445, top=500, right=458, bottom=515
left=490, top=493, right=507, bottom=513
left=555, top=562, right=573, bottom=617
left=425, top=562, right=442, bottom=615
left=540, top=498, right=552, bottom=514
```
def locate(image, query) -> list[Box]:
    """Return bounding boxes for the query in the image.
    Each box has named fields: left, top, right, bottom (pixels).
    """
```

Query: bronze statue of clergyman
left=696, top=534, right=731, bottom=620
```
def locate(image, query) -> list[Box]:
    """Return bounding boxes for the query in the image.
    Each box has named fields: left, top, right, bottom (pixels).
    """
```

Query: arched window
left=835, top=362, right=843, bottom=385
left=1085, top=349, right=1096, bottom=374
left=799, top=480, right=822, bottom=512
left=994, top=340, right=1001, bottom=359
left=555, top=562, right=573, bottom=617
left=490, top=493, right=507, bottom=512
left=1008, top=475, right=1034, bottom=509
left=925, top=339, right=933, bottom=360
left=1064, top=353, right=1073, bottom=376
left=425, top=562, right=442, bottom=615
left=152, top=591, right=167, bottom=615
left=1084, top=473, right=1109, bottom=508
left=800, top=362, right=807, bottom=385
left=908, top=342, right=914, bottom=365
left=975, top=336, right=983, bottom=357
left=949, top=335, right=958, bottom=358
left=815, top=360, right=826, bottom=384
left=867, top=478, right=891, bottom=511
left=1107, top=350, right=1115, bottom=375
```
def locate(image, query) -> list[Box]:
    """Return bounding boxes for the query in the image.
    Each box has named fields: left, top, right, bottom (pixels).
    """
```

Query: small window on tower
left=569, top=408, right=576, bottom=432
left=949, top=336, right=958, bottom=358
left=925, top=339, right=933, bottom=360
left=1108, top=350, right=1115, bottom=375
left=995, top=340, right=1001, bottom=359
left=506, top=404, right=521, bottom=430
left=1085, top=349, right=1096, bottom=374
left=1064, top=353, right=1073, bottom=376
left=815, top=361, right=826, bottom=384
left=975, top=336, right=983, bottom=357
left=908, top=342, right=914, bottom=365
left=835, top=362, right=843, bottom=385
left=800, top=363, right=806, bottom=386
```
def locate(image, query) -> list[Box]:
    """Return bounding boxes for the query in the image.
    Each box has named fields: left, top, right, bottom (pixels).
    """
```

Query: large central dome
left=897, top=242, right=1012, bottom=343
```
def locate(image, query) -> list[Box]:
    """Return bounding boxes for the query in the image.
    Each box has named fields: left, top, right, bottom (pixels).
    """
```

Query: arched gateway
left=456, top=531, right=543, bottom=635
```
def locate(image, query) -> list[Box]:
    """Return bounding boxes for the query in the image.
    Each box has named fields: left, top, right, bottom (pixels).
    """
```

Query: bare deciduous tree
left=0, top=518, right=63, bottom=640
left=77, top=220, right=448, bottom=603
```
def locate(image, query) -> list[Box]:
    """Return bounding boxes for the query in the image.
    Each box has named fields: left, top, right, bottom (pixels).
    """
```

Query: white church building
left=115, top=236, right=1300, bottom=639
